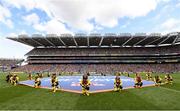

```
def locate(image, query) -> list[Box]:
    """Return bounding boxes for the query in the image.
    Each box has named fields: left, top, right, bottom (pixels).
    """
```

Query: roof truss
left=7, top=32, right=180, bottom=47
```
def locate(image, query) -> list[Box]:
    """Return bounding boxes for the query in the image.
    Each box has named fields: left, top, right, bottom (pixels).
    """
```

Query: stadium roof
left=7, top=32, right=180, bottom=48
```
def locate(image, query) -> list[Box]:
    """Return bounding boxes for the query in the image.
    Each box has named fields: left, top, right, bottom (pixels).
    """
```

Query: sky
left=0, top=0, right=180, bottom=58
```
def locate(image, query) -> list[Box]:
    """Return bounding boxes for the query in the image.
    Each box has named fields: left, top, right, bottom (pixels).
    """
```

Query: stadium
left=7, top=32, right=180, bottom=73
left=0, top=32, right=180, bottom=110
left=1, top=0, right=180, bottom=110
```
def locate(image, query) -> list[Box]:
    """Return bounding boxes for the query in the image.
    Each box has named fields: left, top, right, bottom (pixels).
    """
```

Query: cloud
left=175, top=2, right=180, bottom=8
left=4, top=19, right=13, bottom=28
left=0, top=4, right=11, bottom=21
left=157, top=0, right=171, bottom=2
left=2, top=0, right=37, bottom=11
left=39, top=0, right=158, bottom=30
left=22, top=13, right=72, bottom=35
left=6, top=30, right=28, bottom=38
left=6, top=33, right=17, bottom=37
left=0, top=4, right=13, bottom=28
left=2, top=0, right=159, bottom=32
left=19, top=30, right=28, bottom=35
left=94, top=25, right=103, bottom=31
left=159, top=18, right=180, bottom=34
left=33, top=19, right=72, bottom=35
left=23, top=13, right=40, bottom=25
left=161, top=18, right=180, bottom=29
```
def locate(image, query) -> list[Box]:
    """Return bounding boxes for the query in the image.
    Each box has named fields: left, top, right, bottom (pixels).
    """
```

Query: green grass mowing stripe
left=1, top=85, right=12, bottom=88
left=0, top=86, right=159, bottom=110
left=0, top=88, right=80, bottom=110
left=130, top=86, right=180, bottom=110
left=159, top=86, right=180, bottom=93
left=0, top=82, right=80, bottom=110
left=0, top=85, right=36, bottom=103
left=73, top=90, right=159, bottom=110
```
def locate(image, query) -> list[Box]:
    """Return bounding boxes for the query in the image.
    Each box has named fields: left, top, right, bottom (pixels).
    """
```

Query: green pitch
left=0, top=72, right=180, bottom=110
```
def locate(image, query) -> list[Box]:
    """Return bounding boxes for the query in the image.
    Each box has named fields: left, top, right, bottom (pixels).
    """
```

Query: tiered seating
left=11, top=64, right=180, bottom=74
left=10, top=45, right=180, bottom=74
left=0, top=58, right=23, bottom=66
left=26, top=45, right=180, bottom=56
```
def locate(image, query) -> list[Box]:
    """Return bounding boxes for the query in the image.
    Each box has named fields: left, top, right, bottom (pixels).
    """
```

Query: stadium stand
left=8, top=32, right=180, bottom=74
left=0, top=58, right=23, bottom=72
left=11, top=64, right=180, bottom=74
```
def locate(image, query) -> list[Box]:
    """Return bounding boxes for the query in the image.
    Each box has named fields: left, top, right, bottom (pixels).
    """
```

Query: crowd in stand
left=0, top=58, right=23, bottom=66
left=11, top=64, right=52, bottom=73
left=0, top=58, right=23, bottom=71
left=11, top=63, right=180, bottom=74
left=26, top=45, right=180, bottom=56
left=10, top=45, right=180, bottom=74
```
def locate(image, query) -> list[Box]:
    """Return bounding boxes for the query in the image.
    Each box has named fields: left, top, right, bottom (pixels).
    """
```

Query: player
left=116, top=72, right=121, bottom=76
left=127, top=72, right=130, bottom=77
left=80, top=74, right=90, bottom=96
left=114, top=76, right=123, bottom=92
left=134, top=73, right=143, bottom=88
left=39, top=73, right=43, bottom=78
left=87, top=72, right=90, bottom=76
left=165, top=74, right=173, bottom=84
left=34, top=75, right=41, bottom=88
left=101, top=72, right=104, bottom=76
left=6, top=73, right=12, bottom=83
left=9, top=74, right=13, bottom=84
left=154, top=75, right=162, bottom=86
left=12, top=74, right=19, bottom=86
left=47, top=72, right=51, bottom=77
left=51, top=74, right=59, bottom=92
left=146, top=72, right=152, bottom=81
left=28, top=73, right=32, bottom=80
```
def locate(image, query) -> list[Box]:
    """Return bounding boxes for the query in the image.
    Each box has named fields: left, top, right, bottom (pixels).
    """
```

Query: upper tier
left=26, top=45, right=180, bottom=56
left=7, top=32, right=180, bottom=47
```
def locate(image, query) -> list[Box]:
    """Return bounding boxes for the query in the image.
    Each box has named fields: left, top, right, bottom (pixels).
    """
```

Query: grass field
left=0, top=72, right=180, bottom=110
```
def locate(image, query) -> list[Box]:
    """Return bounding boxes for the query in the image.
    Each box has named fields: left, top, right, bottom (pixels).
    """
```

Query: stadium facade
left=7, top=32, right=180, bottom=74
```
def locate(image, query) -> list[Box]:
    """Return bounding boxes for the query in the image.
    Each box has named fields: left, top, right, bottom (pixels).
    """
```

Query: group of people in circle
left=6, top=72, right=173, bottom=96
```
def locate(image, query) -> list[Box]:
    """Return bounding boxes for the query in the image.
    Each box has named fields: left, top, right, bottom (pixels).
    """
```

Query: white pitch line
left=160, top=87, right=180, bottom=93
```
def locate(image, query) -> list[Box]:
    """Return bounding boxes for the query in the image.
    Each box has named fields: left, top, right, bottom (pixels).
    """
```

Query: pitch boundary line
left=18, top=83, right=156, bottom=94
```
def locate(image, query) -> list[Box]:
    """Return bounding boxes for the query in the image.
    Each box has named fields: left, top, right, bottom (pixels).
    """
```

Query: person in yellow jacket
left=114, top=76, right=123, bottom=92
left=12, top=74, right=19, bottom=86
left=134, top=73, right=143, bottom=88
left=165, top=74, right=173, bottom=84
left=9, top=74, right=13, bottom=84
left=28, top=73, right=32, bottom=80
left=80, top=74, right=90, bottom=96
left=51, top=74, right=59, bottom=92
left=154, top=75, right=162, bottom=86
left=34, top=75, right=41, bottom=88
left=6, top=73, right=12, bottom=83
left=146, top=72, right=152, bottom=81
